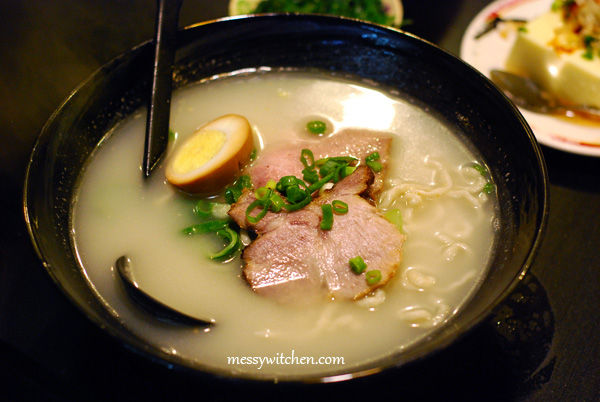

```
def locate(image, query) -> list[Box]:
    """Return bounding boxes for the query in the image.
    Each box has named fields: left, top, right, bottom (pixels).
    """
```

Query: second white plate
left=461, top=0, right=600, bottom=157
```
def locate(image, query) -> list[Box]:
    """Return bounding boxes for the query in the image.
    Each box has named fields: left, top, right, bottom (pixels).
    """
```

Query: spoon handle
left=143, top=0, right=183, bottom=178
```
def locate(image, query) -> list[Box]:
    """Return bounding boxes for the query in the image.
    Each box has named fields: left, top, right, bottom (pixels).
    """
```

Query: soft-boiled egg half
left=165, top=114, right=254, bottom=194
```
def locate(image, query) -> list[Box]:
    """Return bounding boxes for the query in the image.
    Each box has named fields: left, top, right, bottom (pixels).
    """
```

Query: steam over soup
left=72, top=71, right=498, bottom=378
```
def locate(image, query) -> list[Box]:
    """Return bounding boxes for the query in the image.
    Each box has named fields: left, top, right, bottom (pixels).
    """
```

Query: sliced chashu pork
left=234, top=166, right=405, bottom=302
left=248, top=128, right=392, bottom=199
left=229, top=129, right=392, bottom=232
left=229, top=130, right=403, bottom=302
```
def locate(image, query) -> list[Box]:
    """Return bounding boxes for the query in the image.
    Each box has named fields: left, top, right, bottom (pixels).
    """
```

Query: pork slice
left=229, top=129, right=392, bottom=230
left=241, top=209, right=326, bottom=303
left=248, top=129, right=392, bottom=198
left=228, top=189, right=283, bottom=233
left=242, top=167, right=405, bottom=302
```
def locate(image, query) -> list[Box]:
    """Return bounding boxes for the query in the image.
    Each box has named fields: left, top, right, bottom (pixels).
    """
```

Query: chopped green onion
left=269, top=193, right=285, bottom=212
left=315, top=156, right=358, bottom=166
left=255, top=187, right=272, bottom=200
left=238, top=175, right=252, bottom=189
left=265, top=179, right=277, bottom=190
left=183, top=202, right=241, bottom=263
left=471, top=163, right=494, bottom=194
left=225, top=175, right=252, bottom=204
left=281, top=193, right=312, bottom=211
left=249, top=148, right=257, bottom=161
left=306, top=120, right=327, bottom=135
left=319, top=159, right=340, bottom=178
left=366, top=160, right=382, bottom=172
left=192, top=199, right=213, bottom=218
left=210, top=227, right=240, bottom=260
left=194, top=200, right=230, bottom=220
left=583, top=47, right=594, bottom=60
left=182, top=219, right=230, bottom=235
left=240, top=148, right=375, bottom=224
left=285, top=185, right=308, bottom=203
left=168, top=128, right=177, bottom=141
left=336, top=163, right=352, bottom=182
left=331, top=200, right=348, bottom=214
left=276, top=175, right=303, bottom=193
left=366, top=270, right=382, bottom=285
left=307, top=171, right=335, bottom=193
left=349, top=256, right=367, bottom=274
left=224, top=187, right=241, bottom=204
left=383, top=209, right=403, bottom=232
left=300, top=148, right=315, bottom=168
left=482, top=182, right=495, bottom=194
left=471, top=163, right=488, bottom=177
left=320, top=203, right=334, bottom=230
left=302, top=167, right=320, bottom=184
left=251, top=185, right=288, bottom=216
left=366, top=152, right=382, bottom=172
left=343, top=165, right=357, bottom=178
left=365, top=152, right=380, bottom=162
left=246, top=199, right=269, bottom=224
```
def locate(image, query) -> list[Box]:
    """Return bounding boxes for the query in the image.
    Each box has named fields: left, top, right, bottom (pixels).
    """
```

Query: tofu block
left=505, top=11, right=600, bottom=108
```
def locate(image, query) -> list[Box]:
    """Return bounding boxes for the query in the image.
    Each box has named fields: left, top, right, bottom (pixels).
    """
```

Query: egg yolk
left=170, top=129, right=227, bottom=174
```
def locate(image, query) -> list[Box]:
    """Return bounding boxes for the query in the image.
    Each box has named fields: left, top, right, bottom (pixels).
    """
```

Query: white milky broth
left=72, top=71, right=497, bottom=378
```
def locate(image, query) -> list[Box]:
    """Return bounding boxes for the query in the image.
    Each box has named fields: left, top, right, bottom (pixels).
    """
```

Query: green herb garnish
left=225, top=175, right=252, bottom=204
left=252, top=0, right=395, bottom=26
left=320, top=203, right=334, bottom=230
left=383, top=208, right=403, bottom=232
left=245, top=198, right=270, bottom=224
left=243, top=149, right=363, bottom=224
left=482, top=182, right=495, bottom=194
left=366, top=151, right=383, bottom=172
left=472, top=162, right=488, bottom=176
left=182, top=219, right=230, bottom=235
left=306, top=120, right=327, bottom=135
left=331, top=200, right=348, bottom=214
left=210, top=227, right=240, bottom=260
left=582, top=35, right=598, bottom=60
left=349, top=256, right=367, bottom=274
left=366, top=269, right=382, bottom=285
left=192, top=200, right=231, bottom=220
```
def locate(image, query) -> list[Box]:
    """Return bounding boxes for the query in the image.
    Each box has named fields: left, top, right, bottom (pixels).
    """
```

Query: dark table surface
left=1, top=1, right=599, bottom=401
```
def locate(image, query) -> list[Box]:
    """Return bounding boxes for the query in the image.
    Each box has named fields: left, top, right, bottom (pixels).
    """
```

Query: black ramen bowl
left=24, top=15, right=548, bottom=382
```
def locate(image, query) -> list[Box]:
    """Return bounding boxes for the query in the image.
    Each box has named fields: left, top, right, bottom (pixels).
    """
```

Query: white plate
left=460, top=0, right=600, bottom=157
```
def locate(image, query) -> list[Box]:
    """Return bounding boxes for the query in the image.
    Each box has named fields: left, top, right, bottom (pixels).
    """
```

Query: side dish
left=505, top=0, right=600, bottom=108
left=229, top=0, right=404, bottom=27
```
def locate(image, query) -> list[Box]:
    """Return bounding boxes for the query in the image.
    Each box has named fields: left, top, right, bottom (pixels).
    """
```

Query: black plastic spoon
left=124, top=1, right=214, bottom=327
left=143, top=0, right=183, bottom=178
left=490, top=69, right=600, bottom=122
left=115, top=256, right=215, bottom=326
